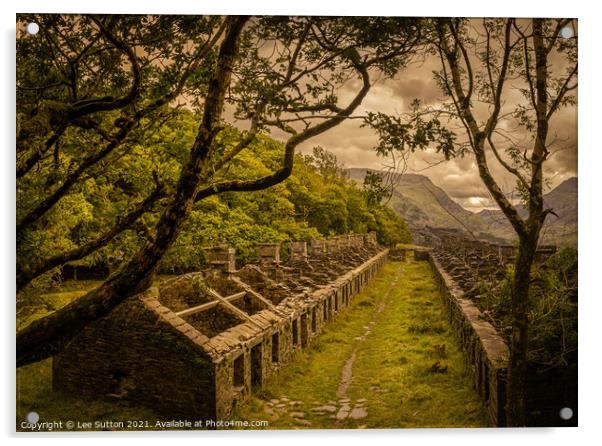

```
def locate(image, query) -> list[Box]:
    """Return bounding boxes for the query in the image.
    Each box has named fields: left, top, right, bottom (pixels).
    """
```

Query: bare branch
left=514, top=21, right=538, bottom=111
left=547, top=63, right=578, bottom=120
left=69, top=16, right=141, bottom=117
left=484, top=19, right=514, bottom=138
left=438, top=19, right=527, bottom=237
left=487, top=133, right=529, bottom=189
left=449, top=20, right=474, bottom=103
left=16, top=128, right=65, bottom=178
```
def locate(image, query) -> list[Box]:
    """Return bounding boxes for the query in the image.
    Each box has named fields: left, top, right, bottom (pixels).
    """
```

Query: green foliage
left=16, top=14, right=424, bottom=311
left=484, top=248, right=578, bottom=369
left=372, top=206, right=413, bottom=247
left=528, top=248, right=578, bottom=368
left=17, top=110, right=198, bottom=277
left=362, top=105, right=458, bottom=160
left=362, top=171, right=390, bottom=207
left=18, top=113, right=411, bottom=280
left=303, top=146, right=348, bottom=182
left=161, top=138, right=411, bottom=272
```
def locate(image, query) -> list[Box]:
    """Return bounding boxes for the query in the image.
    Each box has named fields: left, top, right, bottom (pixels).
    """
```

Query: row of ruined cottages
left=53, top=233, right=389, bottom=421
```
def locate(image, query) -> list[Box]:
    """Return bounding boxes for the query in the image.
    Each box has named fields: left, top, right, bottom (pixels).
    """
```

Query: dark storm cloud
left=176, top=20, right=577, bottom=214
left=386, top=76, right=442, bottom=106
left=270, top=20, right=577, bottom=212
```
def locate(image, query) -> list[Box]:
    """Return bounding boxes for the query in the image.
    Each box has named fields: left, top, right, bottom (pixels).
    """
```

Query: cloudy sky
left=288, top=26, right=578, bottom=213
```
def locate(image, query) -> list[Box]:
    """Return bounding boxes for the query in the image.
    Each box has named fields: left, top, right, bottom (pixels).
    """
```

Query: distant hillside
left=348, top=168, right=577, bottom=246
left=478, top=177, right=577, bottom=245
left=347, top=168, right=493, bottom=238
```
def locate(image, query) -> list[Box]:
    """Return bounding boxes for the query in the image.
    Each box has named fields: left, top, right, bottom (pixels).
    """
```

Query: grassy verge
left=234, top=259, right=488, bottom=429
left=16, top=359, right=162, bottom=431
left=16, top=260, right=487, bottom=430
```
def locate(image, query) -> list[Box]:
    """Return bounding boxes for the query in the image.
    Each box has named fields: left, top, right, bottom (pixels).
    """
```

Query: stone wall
left=421, top=234, right=573, bottom=427
left=205, top=248, right=388, bottom=419
left=53, top=235, right=389, bottom=423
left=53, top=288, right=215, bottom=419
left=426, top=253, right=509, bottom=427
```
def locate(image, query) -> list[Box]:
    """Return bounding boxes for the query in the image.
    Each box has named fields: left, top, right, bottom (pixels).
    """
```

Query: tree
left=367, top=18, right=577, bottom=425
left=16, top=15, right=424, bottom=366
left=363, top=171, right=390, bottom=207
left=434, top=18, right=576, bottom=426
left=17, top=14, right=227, bottom=291
left=304, top=145, right=348, bottom=182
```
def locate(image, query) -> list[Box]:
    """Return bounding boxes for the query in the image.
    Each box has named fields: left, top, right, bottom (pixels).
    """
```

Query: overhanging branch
left=17, top=184, right=168, bottom=292
left=194, top=63, right=371, bottom=202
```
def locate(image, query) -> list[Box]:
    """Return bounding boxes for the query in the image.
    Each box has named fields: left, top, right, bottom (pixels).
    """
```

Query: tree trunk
left=16, top=16, right=249, bottom=368
left=505, top=232, right=537, bottom=426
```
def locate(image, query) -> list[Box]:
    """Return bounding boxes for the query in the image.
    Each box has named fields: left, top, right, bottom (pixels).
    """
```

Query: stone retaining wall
left=425, top=252, right=509, bottom=427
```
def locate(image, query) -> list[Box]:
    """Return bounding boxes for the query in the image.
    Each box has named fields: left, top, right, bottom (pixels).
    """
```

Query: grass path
left=17, top=259, right=487, bottom=430
left=234, top=259, right=488, bottom=429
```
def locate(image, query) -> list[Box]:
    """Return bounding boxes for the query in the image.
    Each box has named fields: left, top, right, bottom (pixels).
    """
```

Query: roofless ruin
left=53, top=233, right=388, bottom=421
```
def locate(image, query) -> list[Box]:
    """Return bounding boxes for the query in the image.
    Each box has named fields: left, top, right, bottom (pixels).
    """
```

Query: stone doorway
left=251, top=344, right=263, bottom=389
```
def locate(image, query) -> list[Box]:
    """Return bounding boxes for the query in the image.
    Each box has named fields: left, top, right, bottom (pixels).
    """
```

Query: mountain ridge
left=477, top=177, right=577, bottom=245
left=347, top=168, right=577, bottom=246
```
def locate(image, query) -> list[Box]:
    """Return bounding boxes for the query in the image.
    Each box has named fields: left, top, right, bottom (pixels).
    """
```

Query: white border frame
left=3, top=2, right=599, bottom=445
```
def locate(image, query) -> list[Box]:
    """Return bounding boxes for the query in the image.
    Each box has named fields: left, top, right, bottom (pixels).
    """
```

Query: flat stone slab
left=336, top=409, right=349, bottom=420
left=349, top=407, right=368, bottom=419
left=313, top=404, right=337, bottom=413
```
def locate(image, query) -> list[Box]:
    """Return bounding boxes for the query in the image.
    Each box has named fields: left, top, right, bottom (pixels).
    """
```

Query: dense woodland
left=17, top=112, right=410, bottom=297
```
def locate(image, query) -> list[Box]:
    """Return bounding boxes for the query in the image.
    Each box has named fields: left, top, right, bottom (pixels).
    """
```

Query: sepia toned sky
left=288, top=30, right=578, bottom=213
left=216, top=18, right=577, bottom=213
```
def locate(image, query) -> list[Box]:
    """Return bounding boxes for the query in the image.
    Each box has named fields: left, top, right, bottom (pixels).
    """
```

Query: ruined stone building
left=423, top=234, right=571, bottom=427
left=53, top=234, right=388, bottom=421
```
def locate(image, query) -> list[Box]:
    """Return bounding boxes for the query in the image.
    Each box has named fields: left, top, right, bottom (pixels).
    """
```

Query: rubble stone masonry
left=53, top=234, right=388, bottom=422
